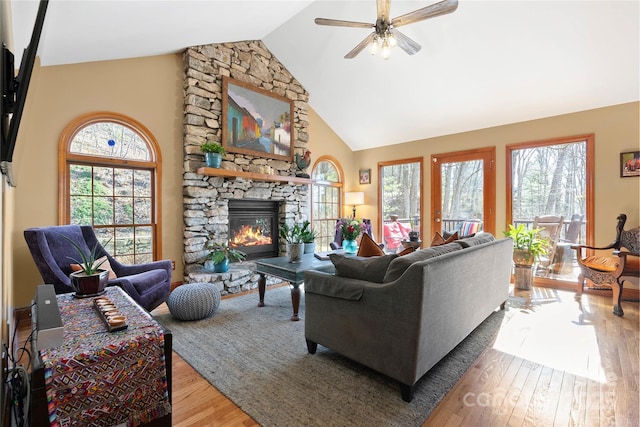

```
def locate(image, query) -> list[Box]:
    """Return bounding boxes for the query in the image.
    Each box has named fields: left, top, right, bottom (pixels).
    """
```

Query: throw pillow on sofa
left=357, top=232, right=385, bottom=257
left=383, top=242, right=463, bottom=283
left=431, top=231, right=459, bottom=247
left=329, top=253, right=397, bottom=283
left=457, top=233, right=495, bottom=248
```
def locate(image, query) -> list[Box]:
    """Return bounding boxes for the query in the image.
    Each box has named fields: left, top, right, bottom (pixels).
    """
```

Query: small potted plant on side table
left=207, top=242, right=246, bottom=273
left=503, top=224, right=550, bottom=290
left=201, top=142, right=226, bottom=168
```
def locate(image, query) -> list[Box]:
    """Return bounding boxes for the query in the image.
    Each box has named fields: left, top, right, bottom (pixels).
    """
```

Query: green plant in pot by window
left=207, top=242, right=246, bottom=273
left=59, top=233, right=111, bottom=296
left=299, top=220, right=317, bottom=254
left=503, top=224, right=550, bottom=266
left=280, top=222, right=305, bottom=262
left=201, top=142, right=226, bottom=168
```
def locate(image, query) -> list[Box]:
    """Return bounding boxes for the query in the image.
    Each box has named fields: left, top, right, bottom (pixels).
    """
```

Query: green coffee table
left=255, top=253, right=334, bottom=321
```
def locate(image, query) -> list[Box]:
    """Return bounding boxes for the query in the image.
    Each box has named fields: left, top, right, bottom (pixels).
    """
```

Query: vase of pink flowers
left=337, top=219, right=367, bottom=254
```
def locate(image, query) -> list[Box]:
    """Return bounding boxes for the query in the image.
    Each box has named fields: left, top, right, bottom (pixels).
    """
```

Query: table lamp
left=344, top=191, right=365, bottom=219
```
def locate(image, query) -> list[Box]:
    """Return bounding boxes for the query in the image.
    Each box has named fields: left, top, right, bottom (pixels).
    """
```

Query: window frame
left=310, top=156, right=344, bottom=252
left=378, top=157, right=424, bottom=245
left=58, top=111, right=164, bottom=259
left=506, top=133, right=594, bottom=288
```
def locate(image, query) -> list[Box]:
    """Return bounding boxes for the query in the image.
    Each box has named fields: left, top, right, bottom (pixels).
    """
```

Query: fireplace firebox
left=228, top=200, right=279, bottom=260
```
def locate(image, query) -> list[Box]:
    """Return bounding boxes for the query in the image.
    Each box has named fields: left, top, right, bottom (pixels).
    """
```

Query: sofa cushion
left=330, top=253, right=397, bottom=283
left=357, top=232, right=385, bottom=257
left=457, top=233, right=495, bottom=248
left=431, top=231, right=459, bottom=247
left=383, top=242, right=463, bottom=283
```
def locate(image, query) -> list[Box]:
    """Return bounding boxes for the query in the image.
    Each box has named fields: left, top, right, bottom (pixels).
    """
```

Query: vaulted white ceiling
left=10, top=0, right=639, bottom=151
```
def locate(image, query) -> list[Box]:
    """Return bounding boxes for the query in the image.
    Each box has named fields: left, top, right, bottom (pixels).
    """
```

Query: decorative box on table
left=31, top=286, right=172, bottom=427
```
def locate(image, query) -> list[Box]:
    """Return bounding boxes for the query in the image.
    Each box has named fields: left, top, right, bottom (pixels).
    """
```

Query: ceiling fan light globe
left=388, top=36, right=397, bottom=48
left=369, top=38, right=379, bottom=55
left=381, top=42, right=391, bottom=59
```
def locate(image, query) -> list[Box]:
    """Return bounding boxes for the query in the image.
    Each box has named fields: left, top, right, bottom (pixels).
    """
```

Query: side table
left=31, top=287, right=172, bottom=427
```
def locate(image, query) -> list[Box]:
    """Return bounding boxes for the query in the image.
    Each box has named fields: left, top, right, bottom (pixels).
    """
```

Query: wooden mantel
left=197, top=167, right=314, bottom=185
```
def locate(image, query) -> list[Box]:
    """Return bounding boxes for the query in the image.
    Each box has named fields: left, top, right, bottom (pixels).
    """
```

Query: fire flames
left=231, top=225, right=272, bottom=247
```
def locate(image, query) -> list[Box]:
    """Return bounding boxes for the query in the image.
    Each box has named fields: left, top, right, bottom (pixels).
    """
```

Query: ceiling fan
left=315, top=0, right=458, bottom=59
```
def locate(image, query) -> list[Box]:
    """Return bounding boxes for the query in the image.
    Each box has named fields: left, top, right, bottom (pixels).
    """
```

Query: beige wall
left=7, top=49, right=639, bottom=308
left=12, top=54, right=184, bottom=307
left=354, top=102, right=640, bottom=244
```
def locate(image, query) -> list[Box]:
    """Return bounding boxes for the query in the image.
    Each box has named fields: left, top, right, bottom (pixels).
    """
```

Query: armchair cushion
left=330, top=253, right=397, bottom=284
left=582, top=255, right=619, bottom=272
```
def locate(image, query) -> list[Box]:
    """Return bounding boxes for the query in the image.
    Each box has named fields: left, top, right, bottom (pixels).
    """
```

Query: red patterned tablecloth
left=40, top=287, right=171, bottom=427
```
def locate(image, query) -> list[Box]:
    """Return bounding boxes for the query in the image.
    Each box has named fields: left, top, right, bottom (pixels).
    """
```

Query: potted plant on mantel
left=201, top=142, right=226, bottom=168
left=279, top=222, right=305, bottom=263
left=503, top=224, right=550, bottom=290
left=60, top=234, right=111, bottom=297
left=206, top=242, right=246, bottom=273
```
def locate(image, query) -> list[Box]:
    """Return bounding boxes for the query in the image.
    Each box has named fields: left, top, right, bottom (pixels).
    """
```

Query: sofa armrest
left=304, top=271, right=367, bottom=300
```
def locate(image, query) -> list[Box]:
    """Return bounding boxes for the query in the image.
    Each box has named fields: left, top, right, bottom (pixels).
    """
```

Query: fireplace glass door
left=228, top=200, right=279, bottom=259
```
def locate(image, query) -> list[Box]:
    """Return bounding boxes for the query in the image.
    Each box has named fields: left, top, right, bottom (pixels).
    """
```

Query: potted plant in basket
left=60, top=234, right=111, bottom=297
left=279, top=222, right=305, bottom=263
left=503, top=224, right=550, bottom=289
left=201, top=142, right=226, bottom=168
left=300, top=220, right=317, bottom=254
left=207, top=242, right=246, bottom=273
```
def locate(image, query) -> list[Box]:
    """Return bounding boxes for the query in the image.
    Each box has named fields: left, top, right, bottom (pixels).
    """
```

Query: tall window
left=311, top=157, right=343, bottom=252
left=507, top=134, right=594, bottom=285
left=59, top=112, right=162, bottom=263
left=379, top=158, right=423, bottom=252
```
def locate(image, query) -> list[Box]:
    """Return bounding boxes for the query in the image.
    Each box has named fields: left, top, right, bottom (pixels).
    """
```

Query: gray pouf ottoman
left=167, top=283, right=221, bottom=321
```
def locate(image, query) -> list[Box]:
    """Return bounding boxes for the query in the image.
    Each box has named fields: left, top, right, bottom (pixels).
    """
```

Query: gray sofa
left=303, top=233, right=513, bottom=402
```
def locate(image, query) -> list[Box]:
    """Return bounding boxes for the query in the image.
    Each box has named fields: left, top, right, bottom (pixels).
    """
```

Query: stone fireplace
left=181, top=40, right=311, bottom=294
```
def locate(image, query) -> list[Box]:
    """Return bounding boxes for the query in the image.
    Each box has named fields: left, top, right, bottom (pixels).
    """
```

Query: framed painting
left=222, top=76, right=294, bottom=161
left=359, top=168, right=371, bottom=184
left=620, top=151, right=640, bottom=177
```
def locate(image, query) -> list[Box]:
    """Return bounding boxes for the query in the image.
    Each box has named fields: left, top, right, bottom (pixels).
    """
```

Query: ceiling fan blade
left=391, top=0, right=458, bottom=28
left=345, top=32, right=378, bottom=59
left=390, top=28, right=421, bottom=55
left=315, top=18, right=373, bottom=29
left=377, top=0, right=391, bottom=22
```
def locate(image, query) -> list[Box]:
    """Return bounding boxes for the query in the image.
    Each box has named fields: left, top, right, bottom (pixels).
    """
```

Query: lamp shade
left=344, top=191, right=364, bottom=206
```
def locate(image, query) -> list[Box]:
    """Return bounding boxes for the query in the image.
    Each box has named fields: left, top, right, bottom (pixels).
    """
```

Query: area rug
left=154, top=286, right=510, bottom=427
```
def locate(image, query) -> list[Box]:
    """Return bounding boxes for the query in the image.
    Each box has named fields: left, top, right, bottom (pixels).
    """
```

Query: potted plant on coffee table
left=300, top=220, right=317, bottom=254
left=503, top=223, right=550, bottom=289
left=279, top=222, right=305, bottom=263
left=60, top=234, right=111, bottom=297
left=201, top=142, right=226, bottom=168
left=207, top=242, right=246, bottom=273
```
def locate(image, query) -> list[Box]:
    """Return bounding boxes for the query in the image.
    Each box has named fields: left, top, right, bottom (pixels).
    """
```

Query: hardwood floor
left=152, top=286, right=639, bottom=427
left=19, top=285, right=638, bottom=426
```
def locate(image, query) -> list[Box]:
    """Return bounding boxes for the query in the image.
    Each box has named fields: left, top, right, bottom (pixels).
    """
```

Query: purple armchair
left=24, top=225, right=171, bottom=311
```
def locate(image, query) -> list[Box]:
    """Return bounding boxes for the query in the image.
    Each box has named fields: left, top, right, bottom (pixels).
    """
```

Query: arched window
left=59, top=112, right=163, bottom=263
left=311, top=157, right=343, bottom=252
